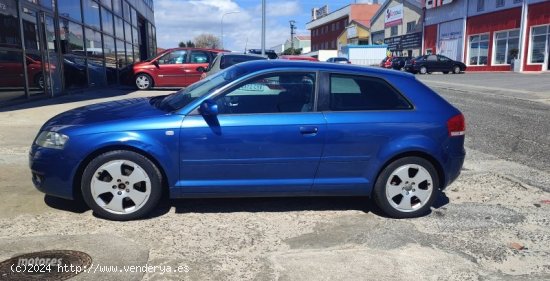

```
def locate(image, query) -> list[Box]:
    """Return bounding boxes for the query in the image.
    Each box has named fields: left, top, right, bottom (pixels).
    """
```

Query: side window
left=438, top=55, right=450, bottom=62
left=190, top=51, right=210, bottom=63
left=214, top=72, right=316, bottom=114
left=329, top=74, right=412, bottom=111
left=158, top=50, right=187, bottom=64
left=427, top=55, right=438, bottom=61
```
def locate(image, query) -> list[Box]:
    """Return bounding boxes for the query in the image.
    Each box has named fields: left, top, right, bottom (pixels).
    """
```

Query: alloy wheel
left=385, top=164, right=433, bottom=212
left=90, top=160, right=151, bottom=215
left=136, top=75, right=151, bottom=90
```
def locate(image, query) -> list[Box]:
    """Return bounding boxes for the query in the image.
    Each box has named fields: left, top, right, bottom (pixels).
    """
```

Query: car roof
left=234, top=60, right=415, bottom=79
left=219, top=53, right=266, bottom=58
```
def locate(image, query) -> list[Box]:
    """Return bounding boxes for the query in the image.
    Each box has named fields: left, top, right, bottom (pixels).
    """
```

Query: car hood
left=43, top=97, right=167, bottom=130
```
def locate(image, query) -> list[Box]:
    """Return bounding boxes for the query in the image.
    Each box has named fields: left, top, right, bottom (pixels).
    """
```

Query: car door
left=315, top=72, right=414, bottom=194
left=426, top=55, right=439, bottom=72
left=437, top=55, right=453, bottom=72
left=185, top=50, right=214, bottom=85
left=154, top=49, right=188, bottom=86
left=177, top=71, right=326, bottom=195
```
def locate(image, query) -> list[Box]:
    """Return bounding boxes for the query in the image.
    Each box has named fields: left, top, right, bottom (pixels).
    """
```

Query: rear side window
left=220, top=55, right=264, bottom=69
left=190, top=51, right=210, bottom=63
left=329, top=74, right=412, bottom=111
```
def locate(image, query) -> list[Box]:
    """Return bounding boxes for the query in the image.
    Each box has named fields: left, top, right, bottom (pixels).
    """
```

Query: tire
left=35, top=73, right=44, bottom=89
left=419, top=66, right=428, bottom=74
left=135, top=73, right=153, bottom=90
left=453, top=65, right=461, bottom=74
left=81, top=150, right=163, bottom=221
left=372, top=157, right=439, bottom=218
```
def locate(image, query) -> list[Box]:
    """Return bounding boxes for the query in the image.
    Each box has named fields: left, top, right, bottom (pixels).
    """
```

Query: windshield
left=156, top=66, right=251, bottom=111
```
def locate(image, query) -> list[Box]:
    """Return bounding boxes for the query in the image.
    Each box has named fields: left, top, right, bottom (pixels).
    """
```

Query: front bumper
left=29, top=145, right=81, bottom=200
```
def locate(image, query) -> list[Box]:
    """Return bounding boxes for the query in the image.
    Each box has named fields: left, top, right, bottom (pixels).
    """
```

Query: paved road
left=418, top=73, right=550, bottom=175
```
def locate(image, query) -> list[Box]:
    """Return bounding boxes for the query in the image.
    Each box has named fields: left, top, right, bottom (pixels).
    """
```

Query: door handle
left=300, top=126, right=318, bottom=136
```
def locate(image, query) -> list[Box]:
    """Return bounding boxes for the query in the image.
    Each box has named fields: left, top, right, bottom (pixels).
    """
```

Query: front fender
left=66, top=130, right=180, bottom=189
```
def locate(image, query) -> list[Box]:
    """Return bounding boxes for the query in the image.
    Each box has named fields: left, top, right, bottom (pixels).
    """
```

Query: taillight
left=447, top=114, right=465, bottom=136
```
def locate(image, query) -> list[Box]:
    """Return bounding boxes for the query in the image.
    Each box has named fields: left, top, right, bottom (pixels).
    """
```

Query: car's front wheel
left=135, top=73, right=153, bottom=90
left=81, top=150, right=163, bottom=221
left=372, top=157, right=439, bottom=218
left=453, top=65, right=461, bottom=74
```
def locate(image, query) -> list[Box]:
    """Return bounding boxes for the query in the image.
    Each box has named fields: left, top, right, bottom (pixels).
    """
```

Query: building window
left=513, top=0, right=521, bottom=3
left=101, top=8, right=114, bottom=35
left=494, top=29, right=519, bottom=65
left=406, top=21, right=416, bottom=33
left=58, top=0, right=82, bottom=22
left=530, top=25, right=549, bottom=63
left=391, top=26, right=398, bottom=36
left=477, top=0, right=484, bottom=11
left=336, top=21, right=340, bottom=30
left=469, top=34, right=489, bottom=65
left=496, top=0, right=505, bottom=7
left=83, top=0, right=101, bottom=30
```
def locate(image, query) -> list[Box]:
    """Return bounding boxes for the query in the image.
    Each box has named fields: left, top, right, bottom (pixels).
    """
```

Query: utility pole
left=289, top=20, right=296, bottom=53
left=261, top=0, right=266, bottom=56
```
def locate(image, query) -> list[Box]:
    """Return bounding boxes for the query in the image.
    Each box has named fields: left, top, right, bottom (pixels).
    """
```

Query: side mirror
left=152, top=60, right=160, bottom=68
left=196, top=66, right=207, bottom=73
left=199, top=99, right=218, bottom=116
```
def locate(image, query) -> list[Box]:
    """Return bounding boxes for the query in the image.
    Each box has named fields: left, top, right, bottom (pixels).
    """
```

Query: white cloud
left=155, top=0, right=301, bottom=51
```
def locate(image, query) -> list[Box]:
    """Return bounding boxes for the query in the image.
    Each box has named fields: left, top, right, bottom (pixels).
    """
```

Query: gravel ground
left=0, top=76, right=549, bottom=280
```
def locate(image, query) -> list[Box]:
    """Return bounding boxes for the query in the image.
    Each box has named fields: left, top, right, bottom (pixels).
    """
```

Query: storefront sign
left=384, top=32, right=422, bottom=51
left=384, top=4, right=403, bottom=28
left=312, top=5, right=329, bottom=20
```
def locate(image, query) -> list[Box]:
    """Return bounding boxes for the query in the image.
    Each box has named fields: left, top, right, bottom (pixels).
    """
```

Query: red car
left=0, top=52, right=51, bottom=89
left=133, top=48, right=225, bottom=89
left=279, top=55, right=319, bottom=62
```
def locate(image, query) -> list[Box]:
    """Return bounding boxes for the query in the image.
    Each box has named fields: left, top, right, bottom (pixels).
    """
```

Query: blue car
left=30, top=60, right=465, bottom=220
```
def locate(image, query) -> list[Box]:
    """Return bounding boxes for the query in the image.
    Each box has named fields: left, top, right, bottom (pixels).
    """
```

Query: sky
left=154, top=0, right=378, bottom=51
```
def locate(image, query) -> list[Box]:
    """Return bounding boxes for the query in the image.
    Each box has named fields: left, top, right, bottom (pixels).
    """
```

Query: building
left=423, top=0, right=550, bottom=72
left=306, top=3, right=381, bottom=52
left=284, top=35, right=311, bottom=54
left=370, top=0, right=424, bottom=58
left=0, top=0, right=157, bottom=105
left=337, top=20, right=372, bottom=49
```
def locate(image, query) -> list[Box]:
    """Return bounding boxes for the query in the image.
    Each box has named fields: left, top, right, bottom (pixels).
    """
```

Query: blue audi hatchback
left=30, top=61, right=465, bottom=220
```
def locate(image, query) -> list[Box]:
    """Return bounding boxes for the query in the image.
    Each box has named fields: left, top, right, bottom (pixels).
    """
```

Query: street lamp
left=221, top=11, right=240, bottom=49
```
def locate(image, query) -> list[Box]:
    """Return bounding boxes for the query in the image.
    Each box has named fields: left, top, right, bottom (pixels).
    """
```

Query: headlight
left=35, top=131, right=69, bottom=149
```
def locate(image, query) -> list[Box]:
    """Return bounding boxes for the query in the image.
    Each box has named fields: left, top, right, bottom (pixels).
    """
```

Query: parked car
left=200, top=53, right=266, bottom=79
left=279, top=55, right=318, bottom=62
left=391, top=57, right=411, bottom=70
left=30, top=60, right=465, bottom=221
left=405, top=55, right=467, bottom=74
left=247, top=49, right=278, bottom=59
left=132, top=47, right=225, bottom=89
left=326, top=57, right=351, bottom=64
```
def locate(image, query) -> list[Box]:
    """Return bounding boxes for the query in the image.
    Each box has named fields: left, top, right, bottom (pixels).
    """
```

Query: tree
left=178, top=40, right=196, bottom=48
left=283, top=47, right=302, bottom=55
left=194, top=33, right=221, bottom=49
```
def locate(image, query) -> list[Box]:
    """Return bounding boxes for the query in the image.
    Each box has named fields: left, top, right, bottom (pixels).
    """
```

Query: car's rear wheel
left=81, top=150, right=162, bottom=221
left=135, top=73, right=153, bottom=90
left=372, top=157, right=439, bottom=218
left=419, top=66, right=428, bottom=74
left=453, top=65, right=461, bottom=74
